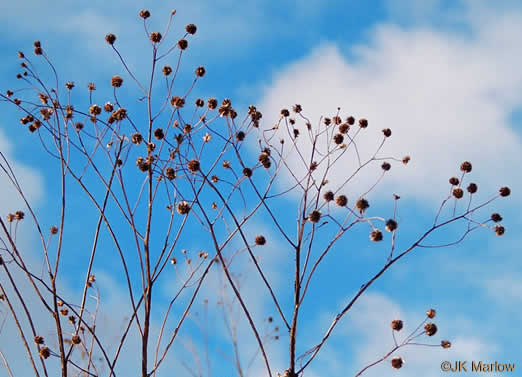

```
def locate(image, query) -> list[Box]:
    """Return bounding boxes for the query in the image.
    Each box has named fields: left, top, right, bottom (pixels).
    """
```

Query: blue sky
left=0, top=1, right=521, bottom=377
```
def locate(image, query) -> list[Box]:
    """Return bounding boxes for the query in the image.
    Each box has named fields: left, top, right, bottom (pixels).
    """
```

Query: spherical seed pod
left=71, top=335, right=81, bottom=345
left=452, top=188, right=464, bottom=199
left=39, top=347, right=51, bottom=359
left=255, top=235, right=266, bottom=246
left=356, top=198, right=370, bottom=214
left=162, top=65, right=172, bottom=76
left=460, top=161, right=472, bottom=173
left=424, top=322, right=437, bottom=336
left=441, top=340, right=451, bottom=349
left=177, top=201, right=191, bottom=215
left=426, top=308, right=436, bottom=318
left=243, top=167, right=252, bottom=177
left=490, top=213, right=502, bottom=222
left=499, top=186, right=511, bottom=197
left=391, top=319, right=403, bottom=331
left=391, top=357, right=404, bottom=370
left=494, top=225, right=505, bottom=236
left=187, top=159, right=200, bottom=173
left=336, top=195, right=348, bottom=207
left=385, top=219, right=398, bottom=232
left=308, top=210, right=321, bottom=223
left=186, top=24, right=197, bottom=34
left=111, top=75, right=123, bottom=88
left=370, top=229, right=383, bottom=242
left=165, top=167, right=176, bottom=181
left=139, top=9, right=150, bottom=19
left=449, top=177, right=459, bottom=186
left=333, top=134, right=344, bottom=145
left=154, top=128, right=165, bottom=140
left=467, top=183, right=478, bottom=194
left=359, top=118, right=368, bottom=128
left=150, top=32, right=162, bottom=43
left=382, top=128, right=392, bottom=137
left=381, top=162, right=391, bottom=171
left=131, top=133, right=143, bottom=144
left=236, top=131, right=246, bottom=141
left=195, top=66, right=206, bottom=77
left=323, top=191, right=334, bottom=202
left=281, top=108, right=290, bottom=117
left=178, top=39, right=188, bottom=50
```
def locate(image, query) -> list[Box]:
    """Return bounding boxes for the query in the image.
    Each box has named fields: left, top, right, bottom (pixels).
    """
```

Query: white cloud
left=257, top=5, right=522, bottom=206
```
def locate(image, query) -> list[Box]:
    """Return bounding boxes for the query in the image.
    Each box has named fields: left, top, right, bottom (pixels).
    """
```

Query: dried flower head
left=165, top=168, right=176, bottom=181
left=333, top=134, right=344, bottom=145
left=111, top=75, right=123, bottom=87
left=171, top=96, right=185, bottom=108
left=34, top=46, right=43, bottom=55
left=188, top=159, right=200, bottom=173
left=494, top=225, right=505, bottom=236
left=402, top=155, right=410, bottom=164
left=186, top=24, right=197, bottom=34
left=223, top=160, right=231, bottom=169
left=162, top=65, right=172, bottom=76
left=34, top=335, right=44, bottom=345
left=381, top=162, right=391, bottom=171
left=177, top=201, right=191, bottom=215
left=441, top=340, right=451, bottom=349
left=39, top=347, right=51, bottom=359
left=449, top=177, right=459, bottom=186
left=150, top=32, right=162, bottom=43
left=467, top=183, right=478, bottom=194
left=370, top=229, right=383, bottom=242
left=104, top=102, right=114, bottom=112
left=75, top=122, right=84, bottom=131
left=293, top=104, right=302, bottom=113
left=178, top=39, right=188, bottom=50
left=424, top=322, right=437, bottom=336
left=499, top=186, right=511, bottom=197
left=131, top=133, right=143, bottom=145
left=50, top=226, right=58, bottom=235
left=391, top=357, right=404, bottom=370
left=105, top=33, right=116, bottom=45
left=87, top=82, right=96, bottom=91
left=491, top=213, right=502, bottom=222
left=385, top=219, right=398, bottom=232
left=324, top=117, right=331, bottom=126
left=382, top=128, right=392, bottom=137
left=308, top=210, right=321, bottom=223
left=243, top=167, right=253, bottom=177
left=195, top=66, right=206, bottom=77
left=426, top=308, right=436, bottom=318
left=208, top=98, right=218, bottom=109
left=60, top=308, right=69, bottom=316
left=339, top=123, right=350, bottom=134
left=236, top=131, right=246, bottom=141
left=15, top=211, right=25, bottom=220
left=154, top=128, right=165, bottom=140
left=391, top=319, right=403, bottom=331
left=460, top=161, right=472, bottom=173
left=452, top=188, right=464, bottom=199
left=139, top=9, right=150, bottom=19
left=65, top=82, right=75, bottom=90
left=336, top=195, right=348, bottom=207
left=359, top=118, right=368, bottom=128
left=255, top=235, right=266, bottom=246
left=356, top=198, right=370, bottom=214
left=89, top=104, right=101, bottom=116
left=71, top=335, right=81, bottom=345
left=323, top=191, right=334, bottom=202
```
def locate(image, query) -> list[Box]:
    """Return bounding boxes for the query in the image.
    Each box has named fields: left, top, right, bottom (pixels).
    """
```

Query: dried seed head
left=39, top=347, right=50, bottom=359
left=71, top=335, right=81, bottom=345
left=356, top=198, right=370, bottom=214
left=424, top=322, right=437, bottom=336
left=441, top=340, right=452, bottom=349
left=333, top=115, right=342, bottom=125
left=89, top=104, right=102, bottom=116
left=370, top=229, right=383, bottom=242
left=391, top=357, right=404, bottom=370
left=34, top=47, right=43, bottom=55
left=391, top=319, right=403, bottom=331
left=499, top=186, right=511, bottom=197
left=154, top=128, right=165, bottom=140
left=186, top=24, right=197, bottom=34
left=381, top=162, right=391, bottom=171
left=386, top=219, right=398, bottom=232
left=105, top=33, right=116, bottom=45
left=467, top=183, right=478, bottom=194
left=139, top=9, right=150, bottom=19
left=494, top=225, right=505, bottom=236
left=87, top=82, right=96, bottom=91
left=18, top=51, right=24, bottom=59
left=449, top=177, right=459, bottom=186
left=15, top=211, right=25, bottom=220
left=7, top=213, right=15, bottom=222
left=187, top=159, right=200, bottom=173
left=177, top=201, right=191, bottom=215
left=111, top=75, right=123, bottom=88
left=178, top=39, right=188, bottom=50
left=323, top=191, right=334, bottom=202
left=60, top=308, right=69, bottom=316
left=211, top=175, right=219, bottom=183
left=293, top=104, right=302, bottom=113
left=255, top=235, right=266, bottom=246
left=281, top=108, right=290, bottom=117
left=162, top=65, right=172, bottom=76
left=165, top=168, right=176, bottom=180
left=65, top=82, right=75, bottom=90
left=243, top=167, right=253, bottom=177
left=333, top=134, right=344, bottom=145
left=195, top=66, right=206, bottom=77
left=150, top=32, right=162, bottom=43
left=50, top=226, right=58, bottom=235
left=308, top=210, right=321, bottom=223
left=426, top=308, right=436, bottom=318
left=339, top=123, right=350, bottom=134
left=182, top=124, right=192, bottom=134
left=223, top=160, right=231, bottom=169
left=208, top=98, right=218, bottom=109
left=336, top=195, right=348, bottom=207
left=171, top=96, right=185, bottom=108
left=236, top=131, right=246, bottom=141
left=402, top=155, right=410, bottom=164
left=131, top=133, right=143, bottom=145
left=382, top=128, right=392, bottom=137
left=293, top=128, right=300, bottom=138
left=34, top=336, right=44, bottom=345
left=491, top=213, right=502, bottom=222
left=324, top=117, right=331, bottom=126
left=195, top=98, right=204, bottom=107
left=112, top=108, right=127, bottom=121
left=104, top=102, right=114, bottom=112
left=452, top=188, right=464, bottom=199
left=460, top=161, right=472, bottom=173
left=75, top=122, right=84, bottom=131
left=346, top=116, right=355, bottom=125
left=359, top=118, right=368, bottom=128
